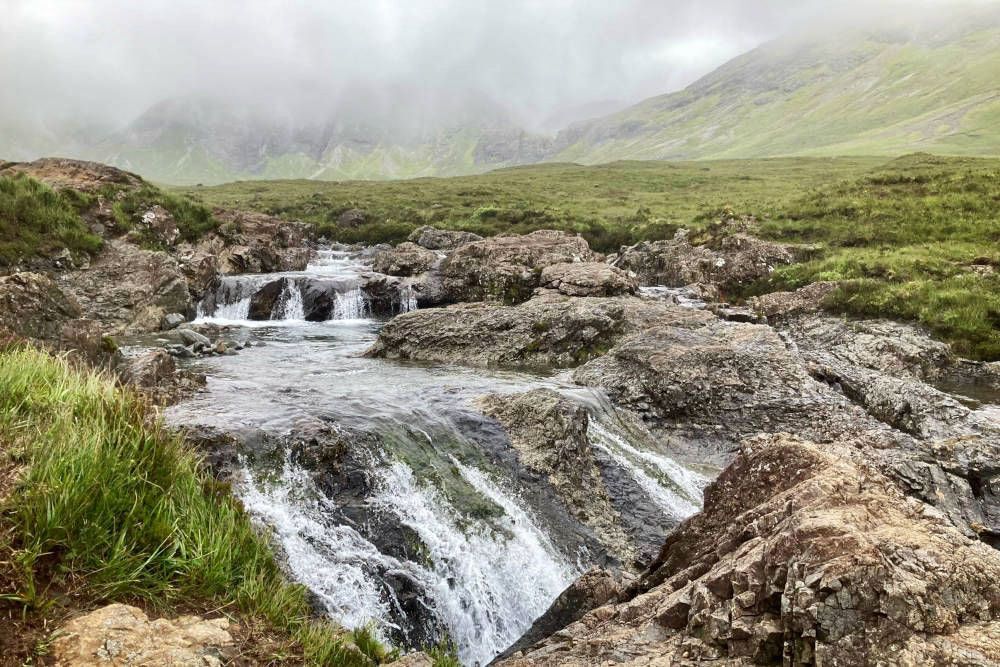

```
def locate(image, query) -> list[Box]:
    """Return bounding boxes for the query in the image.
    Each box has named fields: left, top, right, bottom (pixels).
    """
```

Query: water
left=165, top=249, right=713, bottom=665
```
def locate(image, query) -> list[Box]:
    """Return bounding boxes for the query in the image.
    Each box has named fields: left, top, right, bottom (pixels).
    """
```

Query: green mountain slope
left=554, top=11, right=1000, bottom=162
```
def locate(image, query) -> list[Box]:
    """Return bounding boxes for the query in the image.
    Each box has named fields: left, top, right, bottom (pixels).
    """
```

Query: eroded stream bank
left=157, top=249, right=714, bottom=665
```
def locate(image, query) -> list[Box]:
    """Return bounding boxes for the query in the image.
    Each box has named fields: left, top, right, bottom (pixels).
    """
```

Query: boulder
left=372, top=242, right=438, bottom=277
left=497, top=435, right=1000, bottom=666
left=57, top=240, right=192, bottom=334
left=0, top=272, right=82, bottom=342
left=118, top=349, right=176, bottom=389
left=336, top=208, right=367, bottom=228
left=407, top=225, right=482, bottom=250
left=247, top=277, right=288, bottom=320
left=437, top=230, right=599, bottom=304
left=477, top=389, right=635, bottom=564
left=139, top=204, right=180, bottom=246
left=160, top=312, right=186, bottom=330
left=51, top=604, right=234, bottom=667
left=539, top=262, right=637, bottom=297
left=750, top=281, right=838, bottom=319
left=367, top=292, right=687, bottom=369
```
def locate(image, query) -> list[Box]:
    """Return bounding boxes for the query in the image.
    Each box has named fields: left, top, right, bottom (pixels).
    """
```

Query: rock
left=389, top=652, right=434, bottom=667
left=140, top=204, right=180, bottom=246
left=572, top=313, right=896, bottom=462
left=477, top=390, right=635, bottom=564
left=247, top=277, right=288, bottom=320
left=335, top=208, right=367, bottom=228
left=437, top=229, right=600, bottom=304
left=496, top=569, right=620, bottom=661
left=367, top=292, right=684, bottom=369
left=539, top=262, right=637, bottom=297
left=0, top=158, right=143, bottom=193
left=176, top=328, right=211, bottom=348
left=614, top=219, right=793, bottom=292
left=407, top=225, right=482, bottom=250
left=119, top=349, right=175, bottom=388
left=51, top=603, right=234, bottom=666
left=497, top=434, right=1000, bottom=666
left=160, top=312, right=186, bottom=330
left=372, top=242, right=439, bottom=277
left=0, top=272, right=83, bottom=342
left=57, top=240, right=192, bottom=334
left=750, top=281, right=838, bottom=319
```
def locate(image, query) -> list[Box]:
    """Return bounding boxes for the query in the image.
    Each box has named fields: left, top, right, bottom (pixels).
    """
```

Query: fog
left=0, top=0, right=990, bottom=137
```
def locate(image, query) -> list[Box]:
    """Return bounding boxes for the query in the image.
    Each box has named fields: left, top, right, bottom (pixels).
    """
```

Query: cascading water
left=165, top=247, right=717, bottom=665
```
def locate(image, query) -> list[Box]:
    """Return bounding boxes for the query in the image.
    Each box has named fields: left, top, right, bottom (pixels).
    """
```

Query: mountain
left=551, top=8, right=1000, bottom=162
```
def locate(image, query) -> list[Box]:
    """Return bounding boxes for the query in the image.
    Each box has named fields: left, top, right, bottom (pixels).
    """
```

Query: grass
left=108, top=183, right=219, bottom=245
left=175, top=157, right=883, bottom=252
left=0, top=344, right=388, bottom=665
left=176, top=153, right=999, bottom=359
left=0, top=174, right=103, bottom=267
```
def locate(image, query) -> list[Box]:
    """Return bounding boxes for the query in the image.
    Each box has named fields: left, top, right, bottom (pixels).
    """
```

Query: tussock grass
left=0, top=174, right=103, bottom=267
left=0, top=345, right=382, bottom=665
left=109, top=183, right=219, bottom=244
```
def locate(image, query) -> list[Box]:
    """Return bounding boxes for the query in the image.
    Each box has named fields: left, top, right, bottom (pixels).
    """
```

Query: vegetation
left=108, top=182, right=219, bottom=244
left=176, top=157, right=883, bottom=251
left=0, top=174, right=103, bottom=267
left=0, top=344, right=389, bottom=665
left=177, top=153, right=999, bottom=359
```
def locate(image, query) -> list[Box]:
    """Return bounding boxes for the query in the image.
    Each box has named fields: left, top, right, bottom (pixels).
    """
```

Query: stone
left=436, top=229, right=599, bottom=304
left=0, top=158, right=143, bottom=193
left=140, top=204, right=180, bottom=246
left=0, top=272, right=83, bottom=342
left=477, top=389, right=635, bottom=564
left=372, top=242, right=438, bottom=277
left=161, top=312, right=186, bottom=330
left=51, top=603, right=234, bottom=666
left=750, top=281, right=838, bottom=319
left=389, top=652, right=434, bottom=667
left=118, top=349, right=176, bottom=389
left=176, top=328, right=211, bottom=348
left=496, top=435, right=1000, bottom=666
left=539, top=262, right=637, bottom=297
left=336, top=208, right=367, bottom=228
left=407, top=225, right=483, bottom=250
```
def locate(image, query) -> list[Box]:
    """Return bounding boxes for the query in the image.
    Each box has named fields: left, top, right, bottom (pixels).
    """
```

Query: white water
left=242, top=453, right=577, bottom=666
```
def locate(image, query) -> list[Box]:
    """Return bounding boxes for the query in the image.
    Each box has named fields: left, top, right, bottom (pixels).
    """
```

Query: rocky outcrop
left=52, top=603, right=234, bottom=666
left=408, top=225, right=482, bottom=250
left=117, top=349, right=205, bottom=405
left=0, top=272, right=83, bottom=342
left=750, top=281, right=838, bottom=319
left=57, top=240, right=192, bottom=334
left=477, top=389, right=635, bottom=564
left=367, top=292, right=684, bottom=368
left=571, top=313, right=888, bottom=462
left=614, top=221, right=792, bottom=292
left=435, top=230, right=599, bottom=304
left=498, top=434, right=1000, bottom=666
left=539, top=262, right=637, bottom=297
left=372, top=242, right=439, bottom=277
left=0, top=158, right=143, bottom=193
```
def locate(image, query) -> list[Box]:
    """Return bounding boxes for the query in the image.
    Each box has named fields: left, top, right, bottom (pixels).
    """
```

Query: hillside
left=553, top=9, right=1000, bottom=162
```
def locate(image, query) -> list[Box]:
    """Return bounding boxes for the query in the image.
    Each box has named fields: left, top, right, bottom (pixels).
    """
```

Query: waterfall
left=334, top=287, right=369, bottom=320
left=279, top=280, right=305, bottom=320
left=240, top=454, right=577, bottom=666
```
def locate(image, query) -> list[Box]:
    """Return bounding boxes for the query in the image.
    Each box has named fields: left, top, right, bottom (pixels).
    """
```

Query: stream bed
left=161, top=249, right=715, bottom=665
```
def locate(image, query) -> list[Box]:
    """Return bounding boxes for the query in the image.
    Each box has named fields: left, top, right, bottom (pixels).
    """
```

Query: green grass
left=176, top=153, right=999, bottom=359
left=109, top=183, right=219, bottom=246
left=0, top=174, right=103, bottom=267
left=175, top=157, right=883, bottom=252
left=0, top=344, right=387, bottom=665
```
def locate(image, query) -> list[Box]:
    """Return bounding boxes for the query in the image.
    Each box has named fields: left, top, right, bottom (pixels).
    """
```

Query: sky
left=0, top=0, right=989, bottom=134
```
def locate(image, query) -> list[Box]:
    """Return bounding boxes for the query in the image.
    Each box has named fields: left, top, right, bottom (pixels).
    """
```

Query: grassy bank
left=0, top=345, right=393, bottom=665
left=175, top=154, right=999, bottom=359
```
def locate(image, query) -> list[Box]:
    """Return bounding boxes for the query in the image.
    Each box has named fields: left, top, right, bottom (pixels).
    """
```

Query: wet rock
left=497, top=434, right=1000, bottom=666
left=408, top=225, right=483, bottom=250
left=119, top=349, right=176, bottom=388
left=247, top=277, right=288, bottom=320
left=176, top=328, right=211, bottom=349
left=57, top=240, right=192, bottom=334
left=0, top=272, right=83, bottom=342
left=477, top=389, right=635, bottom=564
left=368, top=292, right=684, bottom=369
left=160, top=312, right=186, bottom=330
left=572, top=314, right=886, bottom=461
left=437, top=229, right=600, bottom=304
left=372, top=242, right=439, bottom=277
left=51, top=603, right=234, bottom=667
left=539, top=262, right=637, bottom=297
left=358, top=274, right=417, bottom=317
left=496, top=569, right=620, bottom=661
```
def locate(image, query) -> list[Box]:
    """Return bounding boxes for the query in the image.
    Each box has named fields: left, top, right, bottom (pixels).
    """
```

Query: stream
left=161, top=249, right=714, bottom=665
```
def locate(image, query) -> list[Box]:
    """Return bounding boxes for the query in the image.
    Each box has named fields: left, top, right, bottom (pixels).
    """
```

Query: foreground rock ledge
left=496, top=434, right=1000, bottom=666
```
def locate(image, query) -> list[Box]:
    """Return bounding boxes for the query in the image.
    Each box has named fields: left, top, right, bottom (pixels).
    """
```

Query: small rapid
left=165, top=248, right=715, bottom=665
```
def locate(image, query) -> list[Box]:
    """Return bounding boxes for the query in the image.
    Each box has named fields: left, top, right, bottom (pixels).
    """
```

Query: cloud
left=0, top=0, right=986, bottom=134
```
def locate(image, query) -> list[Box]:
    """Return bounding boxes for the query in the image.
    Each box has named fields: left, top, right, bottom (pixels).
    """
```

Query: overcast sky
left=0, top=0, right=988, bottom=133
